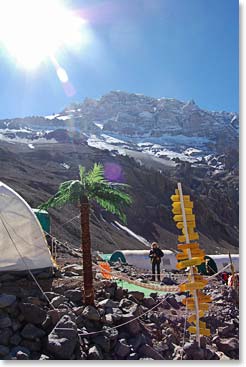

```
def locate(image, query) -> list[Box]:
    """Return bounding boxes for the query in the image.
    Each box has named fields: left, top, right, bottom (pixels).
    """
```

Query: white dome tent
left=110, top=250, right=178, bottom=272
left=110, top=250, right=239, bottom=275
left=0, top=181, right=53, bottom=272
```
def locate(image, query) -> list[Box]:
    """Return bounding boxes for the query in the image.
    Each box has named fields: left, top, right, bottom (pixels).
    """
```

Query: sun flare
left=0, top=0, right=89, bottom=69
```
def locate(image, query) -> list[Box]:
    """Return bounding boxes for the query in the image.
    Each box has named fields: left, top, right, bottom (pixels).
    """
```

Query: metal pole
left=178, top=182, right=200, bottom=347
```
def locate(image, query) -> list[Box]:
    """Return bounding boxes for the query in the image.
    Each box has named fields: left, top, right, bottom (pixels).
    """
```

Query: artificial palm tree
left=39, top=163, right=132, bottom=305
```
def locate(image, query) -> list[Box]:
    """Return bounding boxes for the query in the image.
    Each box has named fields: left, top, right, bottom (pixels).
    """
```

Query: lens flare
left=104, top=163, right=124, bottom=182
left=0, top=0, right=89, bottom=69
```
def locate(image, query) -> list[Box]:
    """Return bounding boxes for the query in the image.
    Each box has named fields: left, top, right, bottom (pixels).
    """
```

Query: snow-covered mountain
left=0, top=91, right=239, bottom=170
left=0, top=91, right=239, bottom=253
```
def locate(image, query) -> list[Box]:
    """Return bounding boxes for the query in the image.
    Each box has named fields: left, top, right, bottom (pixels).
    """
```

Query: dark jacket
left=149, top=248, right=164, bottom=263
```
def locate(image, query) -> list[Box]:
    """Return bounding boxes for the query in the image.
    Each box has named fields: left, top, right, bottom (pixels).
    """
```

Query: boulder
left=10, top=346, right=30, bottom=358
left=182, top=341, right=219, bottom=360
left=16, top=351, right=29, bottom=360
left=98, top=299, right=119, bottom=308
left=19, top=303, right=46, bottom=325
left=44, top=292, right=60, bottom=301
left=0, top=294, right=16, bottom=309
left=50, top=296, right=67, bottom=308
left=73, top=306, right=84, bottom=316
left=0, top=274, right=16, bottom=282
left=82, top=306, right=100, bottom=321
left=0, top=315, right=12, bottom=328
left=101, top=314, right=114, bottom=325
left=21, top=323, right=46, bottom=340
left=47, top=309, right=72, bottom=326
left=11, top=320, right=22, bottom=332
left=92, top=335, right=111, bottom=353
left=215, top=337, right=239, bottom=357
left=0, top=345, right=10, bottom=357
left=64, top=290, right=82, bottom=304
left=0, top=328, right=12, bottom=345
left=119, top=298, right=133, bottom=310
left=5, top=302, right=20, bottom=318
left=114, top=287, right=124, bottom=301
left=218, top=323, right=236, bottom=338
left=88, top=345, right=103, bottom=360
left=47, top=315, right=78, bottom=359
left=102, top=326, right=119, bottom=344
left=129, top=333, right=147, bottom=351
left=10, top=333, right=22, bottom=346
left=166, top=295, right=180, bottom=310
left=115, top=339, right=131, bottom=359
left=216, top=351, right=231, bottom=360
left=138, top=344, right=164, bottom=360
left=183, top=341, right=205, bottom=359
left=142, top=297, right=155, bottom=309
left=127, top=352, right=139, bottom=360
left=111, top=308, right=123, bottom=322
left=128, top=291, right=144, bottom=302
left=21, top=339, right=42, bottom=352
left=121, top=314, right=142, bottom=336
left=63, top=264, right=83, bottom=276
left=161, top=277, right=177, bottom=286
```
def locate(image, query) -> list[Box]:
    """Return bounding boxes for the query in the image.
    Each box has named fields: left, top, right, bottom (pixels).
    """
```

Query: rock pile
left=0, top=269, right=239, bottom=360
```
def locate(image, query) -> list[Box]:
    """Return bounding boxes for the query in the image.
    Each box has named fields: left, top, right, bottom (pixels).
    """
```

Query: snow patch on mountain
left=0, top=133, right=57, bottom=145
left=60, top=163, right=70, bottom=169
left=45, top=114, right=71, bottom=121
left=114, top=221, right=150, bottom=247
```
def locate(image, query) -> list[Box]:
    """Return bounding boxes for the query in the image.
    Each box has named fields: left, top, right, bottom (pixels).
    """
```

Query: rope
left=54, top=292, right=182, bottom=344
left=207, top=263, right=231, bottom=281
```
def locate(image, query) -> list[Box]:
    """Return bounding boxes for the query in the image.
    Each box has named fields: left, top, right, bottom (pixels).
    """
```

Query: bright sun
left=0, top=0, right=88, bottom=69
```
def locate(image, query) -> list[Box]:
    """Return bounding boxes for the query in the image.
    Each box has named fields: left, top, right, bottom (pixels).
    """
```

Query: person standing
left=149, top=242, right=164, bottom=281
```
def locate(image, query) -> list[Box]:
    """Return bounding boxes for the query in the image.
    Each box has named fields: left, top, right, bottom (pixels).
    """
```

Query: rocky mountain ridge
left=0, top=91, right=239, bottom=254
left=0, top=91, right=239, bottom=163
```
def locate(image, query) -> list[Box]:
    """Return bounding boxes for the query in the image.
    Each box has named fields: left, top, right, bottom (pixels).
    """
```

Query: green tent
left=32, top=209, right=50, bottom=234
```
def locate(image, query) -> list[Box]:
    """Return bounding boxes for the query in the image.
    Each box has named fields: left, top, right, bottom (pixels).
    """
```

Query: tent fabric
left=0, top=182, right=53, bottom=272
left=209, top=254, right=239, bottom=272
left=197, top=255, right=218, bottom=275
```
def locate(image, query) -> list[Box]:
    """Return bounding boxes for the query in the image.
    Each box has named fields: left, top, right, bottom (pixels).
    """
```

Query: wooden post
left=178, top=182, right=200, bottom=347
left=228, top=252, right=239, bottom=305
left=228, top=252, right=235, bottom=288
left=51, top=237, right=54, bottom=257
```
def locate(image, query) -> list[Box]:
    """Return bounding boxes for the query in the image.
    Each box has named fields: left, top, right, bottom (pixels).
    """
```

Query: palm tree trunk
left=80, top=195, right=94, bottom=306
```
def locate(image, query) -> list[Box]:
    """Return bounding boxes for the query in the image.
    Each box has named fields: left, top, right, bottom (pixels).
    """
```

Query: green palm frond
left=89, top=182, right=132, bottom=223
left=79, top=165, right=86, bottom=183
left=90, top=182, right=132, bottom=205
left=86, top=163, right=106, bottom=186
left=39, top=163, right=132, bottom=223
left=92, top=195, right=127, bottom=223
left=38, top=179, right=83, bottom=210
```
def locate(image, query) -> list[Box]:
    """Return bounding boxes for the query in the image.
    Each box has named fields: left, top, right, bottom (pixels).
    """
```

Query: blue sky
left=0, top=0, right=238, bottom=119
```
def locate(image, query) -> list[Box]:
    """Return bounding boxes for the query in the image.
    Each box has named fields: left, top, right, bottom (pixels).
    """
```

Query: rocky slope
left=0, top=249, right=239, bottom=360
left=0, top=138, right=238, bottom=254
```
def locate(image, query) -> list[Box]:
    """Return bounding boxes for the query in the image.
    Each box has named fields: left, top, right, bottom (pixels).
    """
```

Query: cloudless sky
left=0, top=0, right=238, bottom=119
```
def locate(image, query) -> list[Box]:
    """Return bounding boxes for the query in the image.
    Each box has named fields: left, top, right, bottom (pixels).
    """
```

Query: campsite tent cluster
left=0, top=181, right=239, bottom=275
